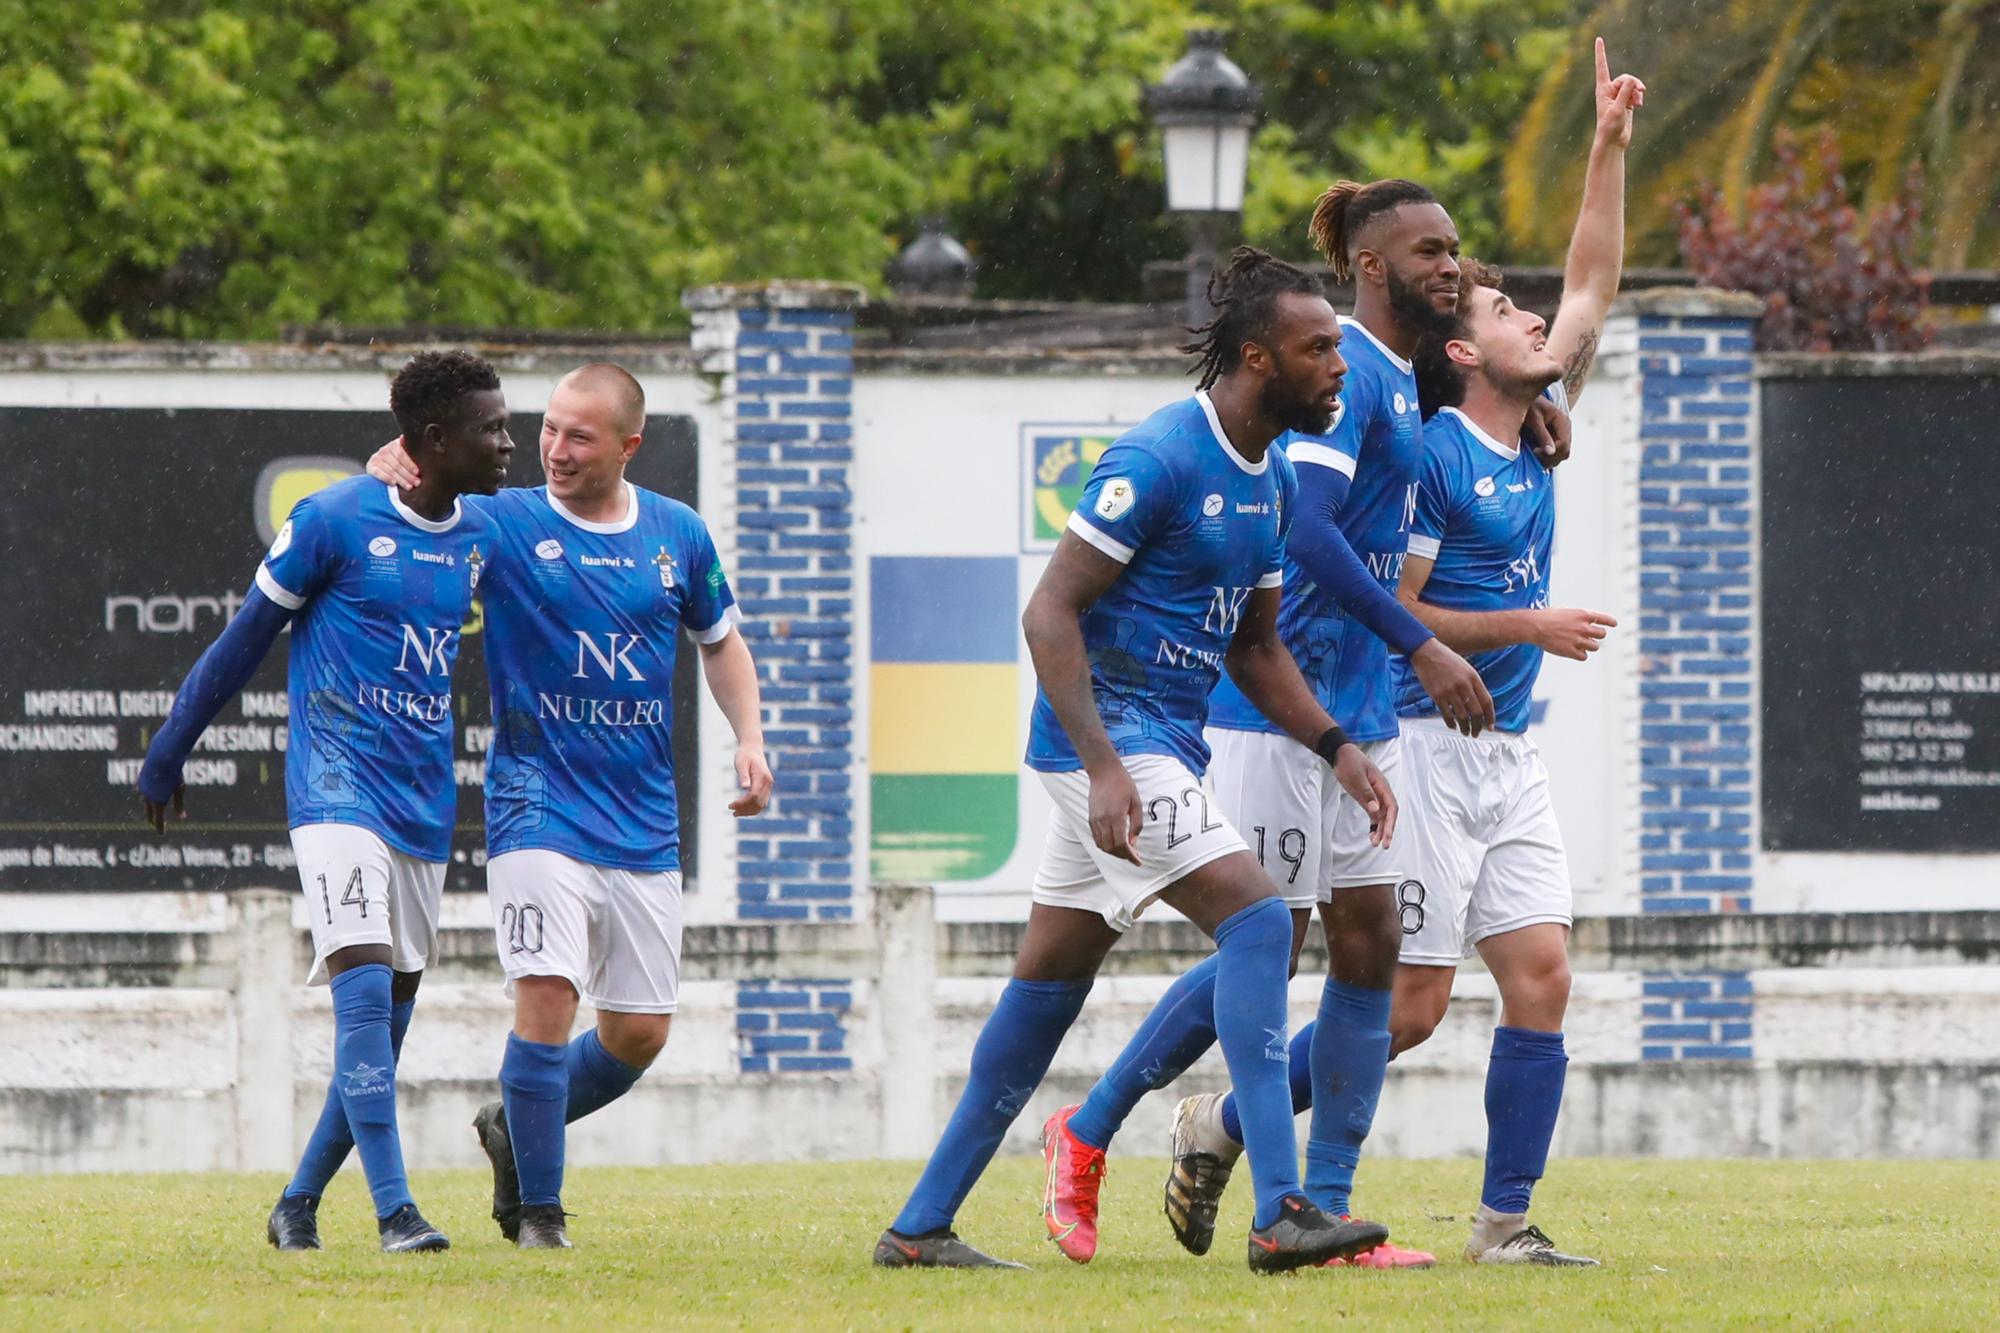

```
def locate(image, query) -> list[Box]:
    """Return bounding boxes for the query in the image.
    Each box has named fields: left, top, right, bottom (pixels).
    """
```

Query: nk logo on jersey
left=1202, top=585, right=1254, bottom=636
left=1504, top=547, right=1544, bottom=593
left=574, top=631, right=646, bottom=682
left=395, top=625, right=457, bottom=676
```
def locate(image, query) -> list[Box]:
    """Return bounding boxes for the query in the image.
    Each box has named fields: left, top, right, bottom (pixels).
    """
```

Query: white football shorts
left=486, top=849, right=684, bottom=1014
left=290, top=822, right=445, bottom=986
left=1204, top=727, right=1410, bottom=908
left=1395, top=716, right=1574, bottom=966
left=1031, top=754, right=1250, bottom=933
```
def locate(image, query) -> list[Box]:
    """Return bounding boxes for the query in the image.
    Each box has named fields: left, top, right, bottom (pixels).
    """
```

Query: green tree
left=1505, top=0, right=2000, bottom=267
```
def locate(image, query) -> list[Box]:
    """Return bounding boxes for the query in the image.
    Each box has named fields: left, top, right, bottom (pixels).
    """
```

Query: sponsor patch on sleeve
left=1094, top=477, right=1136, bottom=522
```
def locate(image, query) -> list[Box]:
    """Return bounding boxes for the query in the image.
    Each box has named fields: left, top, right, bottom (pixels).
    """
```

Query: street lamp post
left=1145, top=30, right=1260, bottom=328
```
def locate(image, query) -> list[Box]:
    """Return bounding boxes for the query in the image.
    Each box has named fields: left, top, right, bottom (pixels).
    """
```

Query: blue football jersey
left=1392, top=392, right=1564, bottom=733
left=477, top=483, right=737, bottom=872
left=255, top=477, right=493, bottom=861
left=1209, top=316, right=1424, bottom=742
left=1025, top=392, right=1296, bottom=777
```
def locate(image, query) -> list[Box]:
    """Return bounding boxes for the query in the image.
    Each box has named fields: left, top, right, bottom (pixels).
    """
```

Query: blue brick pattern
left=700, top=290, right=857, bottom=923
left=1634, top=310, right=1759, bottom=914
left=1640, top=971, right=1754, bottom=1061
left=736, top=978, right=854, bottom=1073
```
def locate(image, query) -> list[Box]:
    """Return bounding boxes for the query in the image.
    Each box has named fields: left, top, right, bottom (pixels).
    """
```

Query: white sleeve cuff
left=1066, top=511, right=1135, bottom=564
left=1286, top=441, right=1357, bottom=477
left=1406, top=534, right=1442, bottom=561
left=1256, top=570, right=1283, bottom=589
left=689, top=602, right=742, bottom=645
left=254, top=564, right=305, bottom=611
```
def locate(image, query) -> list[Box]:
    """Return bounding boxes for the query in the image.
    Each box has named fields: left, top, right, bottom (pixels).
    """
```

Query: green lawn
left=2, top=1158, right=1993, bottom=1329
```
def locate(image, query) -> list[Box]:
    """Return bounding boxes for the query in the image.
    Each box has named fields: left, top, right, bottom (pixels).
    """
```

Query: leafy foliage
left=1677, top=130, right=1930, bottom=352
left=1507, top=0, right=2000, bottom=268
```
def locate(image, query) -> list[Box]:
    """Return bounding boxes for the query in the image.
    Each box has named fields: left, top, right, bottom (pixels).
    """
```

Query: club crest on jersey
left=1394, top=391, right=1410, bottom=415
left=368, top=536, right=396, bottom=557
left=655, top=546, right=677, bottom=590
left=1095, top=477, right=1136, bottom=521
left=535, top=538, right=563, bottom=560
left=1202, top=492, right=1224, bottom=517
left=1474, top=476, right=1498, bottom=498
left=467, top=544, right=485, bottom=590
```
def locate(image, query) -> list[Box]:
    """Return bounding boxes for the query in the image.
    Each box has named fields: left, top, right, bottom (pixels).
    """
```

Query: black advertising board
left=1761, top=372, right=2000, bottom=851
left=0, top=406, right=699, bottom=889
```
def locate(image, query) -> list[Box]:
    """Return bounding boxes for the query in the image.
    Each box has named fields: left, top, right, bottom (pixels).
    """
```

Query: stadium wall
left=4, top=287, right=1999, bottom=1171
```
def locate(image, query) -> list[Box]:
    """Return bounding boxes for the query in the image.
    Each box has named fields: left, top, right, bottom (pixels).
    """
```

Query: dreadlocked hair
left=1307, top=178, right=1438, bottom=284
left=390, top=349, right=500, bottom=440
left=1181, top=246, right=1327, bottom=391
left=1412, top=257, right=1506, bottom=417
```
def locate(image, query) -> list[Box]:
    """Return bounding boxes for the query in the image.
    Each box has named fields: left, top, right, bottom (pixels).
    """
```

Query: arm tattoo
left=1562, top=328, right=1601, bottom=398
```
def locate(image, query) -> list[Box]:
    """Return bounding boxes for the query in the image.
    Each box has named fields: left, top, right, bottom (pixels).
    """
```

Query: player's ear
left=1238, top=337, right=1270, bottom=376
left=620, top=432, right=642, bottom=463
left=1354, top=247, right=1384, bottom=287
left=1447, top=337, right=1479, bottom=370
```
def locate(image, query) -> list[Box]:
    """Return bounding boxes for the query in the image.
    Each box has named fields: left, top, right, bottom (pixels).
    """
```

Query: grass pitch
left=2, top=1157, right=1994, bottom=1329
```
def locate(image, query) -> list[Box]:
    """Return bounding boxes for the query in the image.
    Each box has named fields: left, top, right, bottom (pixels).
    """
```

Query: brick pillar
left=1627, top=288, right=1765, bottom=916
left=1622, top=288, right=1764, bottom=1065
left=685, top=281, right=862, bottom=924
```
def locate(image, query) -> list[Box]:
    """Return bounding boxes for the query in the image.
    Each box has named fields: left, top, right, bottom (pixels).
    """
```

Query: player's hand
left=730, top=745, right=773, bottom=817
left=140, top=782, right=186, bottom=833
left=1330, top=743, right=1396, bottom=849
left=1532, top=607, right=1617, bottom=660
left=1409, top=638, right=1496, bottom=737
left=1593, top=37, right=1646, bottom=151
left=366, top=438, right=422, bottom=489
left=1524, top=396, right=1572, bottom=469
left=1086, top=761, right=1143, bottom=865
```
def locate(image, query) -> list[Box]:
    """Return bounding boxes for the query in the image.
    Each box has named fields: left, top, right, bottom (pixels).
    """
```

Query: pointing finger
left=1595, top=36, right=1609, bottom=89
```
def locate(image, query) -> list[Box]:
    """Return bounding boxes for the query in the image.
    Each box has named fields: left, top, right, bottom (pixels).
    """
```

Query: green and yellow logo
left=1023, top=426, right=1126, bottom=551
left=253, top=456, right=361, bottom=545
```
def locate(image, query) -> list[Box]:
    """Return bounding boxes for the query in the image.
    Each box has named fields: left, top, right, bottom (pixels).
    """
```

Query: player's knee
left=1522, top=951, right=1573, bottom=1016
left=601, top=1015, right=670, bottom=1069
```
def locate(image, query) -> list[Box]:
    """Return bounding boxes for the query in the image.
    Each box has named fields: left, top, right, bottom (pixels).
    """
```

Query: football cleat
left=515, top=1203, right=573, bottom=1250
left=1041, top=1104, right=1107, bottom=1263
left=1466, top=1221, right=1598, bottom=1268
left=473, top=1100, right=523, bottom=1242
left=1246, top=1197, right=1388, bottom=1275
left=266, top=1192, right=322, bottom=1251
left=872, top=1228, right=1026, bottom=1269
left=1165, top=1092, right=1242, bottom=1256
left=377, top=1203, right=450, bottom=1253
left=1323, top=1222, right=1436, bottom=1269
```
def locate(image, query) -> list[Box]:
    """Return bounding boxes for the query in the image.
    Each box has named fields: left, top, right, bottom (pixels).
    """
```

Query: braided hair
left=1307, top=178, right=1439, bottom=284
left=1182, top=247, right=1328, bottom=391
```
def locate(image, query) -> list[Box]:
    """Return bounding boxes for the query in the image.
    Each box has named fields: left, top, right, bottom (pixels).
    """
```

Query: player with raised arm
left=138, top=350, right=513, bottom=1252
left=1044, top=173, right=1581, bottom=1267
left=369, top=363, right=772, bottom=1250
left=1387, top=39, right=1643, bottom=1269
left=873, top=249, right=1396, bottom=1274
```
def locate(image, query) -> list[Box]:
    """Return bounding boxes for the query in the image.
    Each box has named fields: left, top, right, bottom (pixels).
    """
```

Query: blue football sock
left=1302, top=979, right=1393, bottom=1217
left=1482, top=1026, right=1568, bottom=1214
left=565, top=1030, right=643, bottom=1124
left=1067, top=954, right=1218, bottom=1150
left=327, top=964, right=411, bottom=1219
left=891, top=977, right=1091, bottom=1235
left=500, top=1033, right=570, bottom=1208
left=1209, top=898, right=1303, bottom=1229
left=1219, top=1019, right=1315, bottom=1146
left=285, top=997, right=414, bottom=1200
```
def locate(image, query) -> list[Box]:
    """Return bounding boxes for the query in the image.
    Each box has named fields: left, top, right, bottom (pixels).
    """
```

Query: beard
left=1258, top=374, right=1337, bottom=436
left=1385, top=265, right=1458, bottom=337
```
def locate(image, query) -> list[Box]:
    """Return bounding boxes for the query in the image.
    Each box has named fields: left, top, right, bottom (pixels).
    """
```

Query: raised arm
left=1222, top=585, right=1396, bottom=847
left=1397, top=554, right=1615, bottom=660
left=1546, top=37, right=1645, bottom=403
